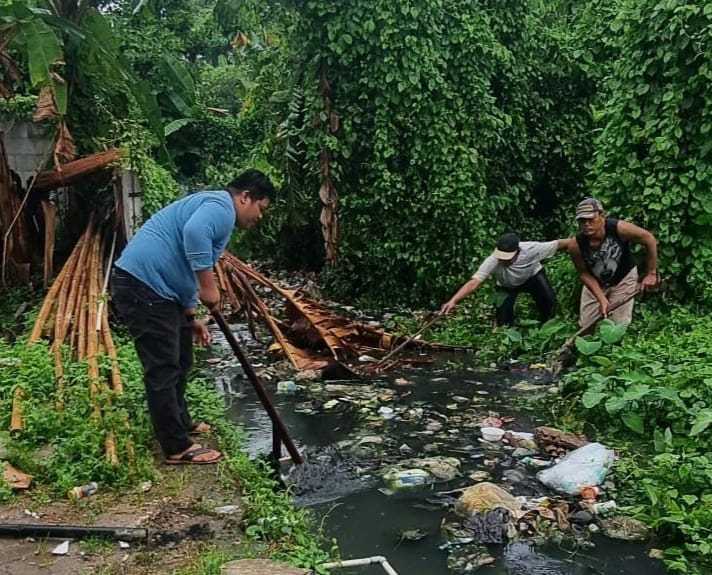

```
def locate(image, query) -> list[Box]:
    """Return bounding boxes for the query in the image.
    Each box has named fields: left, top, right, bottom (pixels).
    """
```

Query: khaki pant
left=580, top=267, right=638, bottom=327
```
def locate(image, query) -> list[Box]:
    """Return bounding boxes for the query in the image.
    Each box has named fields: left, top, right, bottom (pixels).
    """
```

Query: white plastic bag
left=537, top=442, right=615, bottom=495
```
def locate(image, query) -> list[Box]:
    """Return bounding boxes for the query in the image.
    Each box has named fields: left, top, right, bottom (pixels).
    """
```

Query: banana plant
left=1, top=1, right=166, bottom=166
left=0, top=2, right=86, bottom=165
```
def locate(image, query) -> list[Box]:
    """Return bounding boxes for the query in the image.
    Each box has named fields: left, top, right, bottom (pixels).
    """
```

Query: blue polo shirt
left=115, top=190, right=235, bottom=308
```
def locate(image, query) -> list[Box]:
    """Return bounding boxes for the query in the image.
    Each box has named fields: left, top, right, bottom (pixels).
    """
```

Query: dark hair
left=226, top=169, right=277, bottom=201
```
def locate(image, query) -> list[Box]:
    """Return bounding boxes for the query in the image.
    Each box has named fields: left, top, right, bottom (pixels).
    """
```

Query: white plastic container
left=480, top=427, right=506, bottom=442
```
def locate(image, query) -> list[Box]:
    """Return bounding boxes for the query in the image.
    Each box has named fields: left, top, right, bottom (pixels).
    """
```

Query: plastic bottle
left=68, top=481, right=98, bottom=500
left=591, top=500, right=617, bottom=516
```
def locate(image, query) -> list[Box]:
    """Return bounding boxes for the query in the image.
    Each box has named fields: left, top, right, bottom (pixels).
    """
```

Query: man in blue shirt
left=111, top=169, right=275, bottom=464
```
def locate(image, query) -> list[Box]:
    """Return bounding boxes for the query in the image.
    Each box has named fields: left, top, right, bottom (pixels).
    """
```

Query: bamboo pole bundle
left=53, top=234, right=88, bottom=393
left=29, top=240, right=81, bottom=343
left=23, top=219, right=133, bottom=468
left=57, top=220, right=94, bottom=357
left=216, top=251, right=450, bottom=372
left=52, top=238, right=81, bottom=346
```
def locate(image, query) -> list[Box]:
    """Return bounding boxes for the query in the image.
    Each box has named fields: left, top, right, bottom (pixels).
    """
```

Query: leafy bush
left=0, top=338, right=154, bottom=495
left=298, top=0, right=595, bottom=304
left=589, top=0, right=712, bottom=299
left=562, top=307, right=712, bottom=573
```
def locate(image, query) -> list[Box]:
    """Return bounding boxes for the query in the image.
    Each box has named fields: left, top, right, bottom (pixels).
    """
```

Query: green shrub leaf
left=622, top=412, right=645, bottom=434
left=575, top=337, right=603, bottom=356
left=582, top=390, right=607, bottom=409
left=690, top=409, right=712, bottom=436
left=599, top=320, right=627, bottom=344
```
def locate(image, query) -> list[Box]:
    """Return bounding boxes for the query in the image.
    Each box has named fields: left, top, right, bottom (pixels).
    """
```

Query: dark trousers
left=110, top=267, right=194, bottom=456
left=496, top=269, right=556, bottom=327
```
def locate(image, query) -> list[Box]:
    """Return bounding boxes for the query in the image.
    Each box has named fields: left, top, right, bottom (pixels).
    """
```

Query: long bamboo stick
left=101, top=310, right=122, bottom=394
left=41, top=200, right=57, bottom=289
left=76, top=274, right=88, bottom=360
left=9, top=387, right=24, bottom=436
left=105, top=432, right=119, bottom=467
left=86, top=233, right=101, bottom=418
left=95, top=230, right=116, bottom=332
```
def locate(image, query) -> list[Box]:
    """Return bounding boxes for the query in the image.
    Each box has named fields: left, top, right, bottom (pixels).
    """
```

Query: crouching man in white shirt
left=440, top=232, right=570, bottom=326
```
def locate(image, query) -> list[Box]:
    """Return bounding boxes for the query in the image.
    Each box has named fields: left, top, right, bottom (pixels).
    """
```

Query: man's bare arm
left=196, top=269, right=220, bottom=309
left=440, top=277, right=483, bottom=314
left=616, top=220, right=658, bottom=289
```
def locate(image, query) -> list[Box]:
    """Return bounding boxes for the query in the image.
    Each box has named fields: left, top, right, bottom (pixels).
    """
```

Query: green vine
left=589, top=0, right=712, bottom=300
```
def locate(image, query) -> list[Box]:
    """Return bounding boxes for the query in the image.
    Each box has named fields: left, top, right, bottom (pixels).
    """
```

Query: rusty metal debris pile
left=215, top=251, right=449, bottom=374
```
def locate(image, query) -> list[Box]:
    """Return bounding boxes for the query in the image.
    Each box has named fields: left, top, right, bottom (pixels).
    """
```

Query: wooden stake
left=105, top=432, right=119, bottom=467
left=41, top=200, right=57, bottom=289
left=86, top=233, right=101, bottom=418
left=9, top=387, right=24, bottom=436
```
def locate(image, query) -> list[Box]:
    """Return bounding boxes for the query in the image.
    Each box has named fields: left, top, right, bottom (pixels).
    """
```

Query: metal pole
left=211, top=309, right=303, bottom=465
left=0, top=523, right=148, bottom=542
left=272, top=420, right=282, bottom=461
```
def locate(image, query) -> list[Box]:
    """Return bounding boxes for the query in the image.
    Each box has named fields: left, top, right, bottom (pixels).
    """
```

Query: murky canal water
left=207, top=324, right=667, bottom=575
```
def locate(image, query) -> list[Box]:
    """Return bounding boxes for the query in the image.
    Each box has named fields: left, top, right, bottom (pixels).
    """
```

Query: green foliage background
left=5, top=0, right=711, bottom=303
left=588, top=0, right=712, bottom=300
left=5, top=1, right=712, bottom=571
left=296, top=0, right=595, bottom=303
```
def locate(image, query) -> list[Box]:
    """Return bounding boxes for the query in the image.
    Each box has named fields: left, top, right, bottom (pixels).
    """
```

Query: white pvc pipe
left=321, top=556, right=400, bottom=575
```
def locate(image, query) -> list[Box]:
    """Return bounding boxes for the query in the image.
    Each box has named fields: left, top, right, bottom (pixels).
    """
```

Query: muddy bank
left=0, top=459, right=241, bottom=575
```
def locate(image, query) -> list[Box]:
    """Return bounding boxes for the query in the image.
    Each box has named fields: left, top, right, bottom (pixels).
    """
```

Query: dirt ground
left=0, top=459, right=243, bottom=575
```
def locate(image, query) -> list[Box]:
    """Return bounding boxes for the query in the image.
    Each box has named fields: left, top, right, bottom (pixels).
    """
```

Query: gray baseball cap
left=576, top=198, right=604, bottom=220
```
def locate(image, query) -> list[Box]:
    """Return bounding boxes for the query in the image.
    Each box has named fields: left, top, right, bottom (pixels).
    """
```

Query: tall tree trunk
left=318, top=67, right=339, bottom=266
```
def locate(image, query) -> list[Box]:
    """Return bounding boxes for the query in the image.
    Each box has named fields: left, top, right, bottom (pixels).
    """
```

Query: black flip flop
left=165, top=446, right=222, bottom=465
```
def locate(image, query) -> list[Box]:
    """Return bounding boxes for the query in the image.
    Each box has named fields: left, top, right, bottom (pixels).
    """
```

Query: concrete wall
left=0, top=120, right=52, bottom=187
left=117, top=168, right=144, bottom=239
